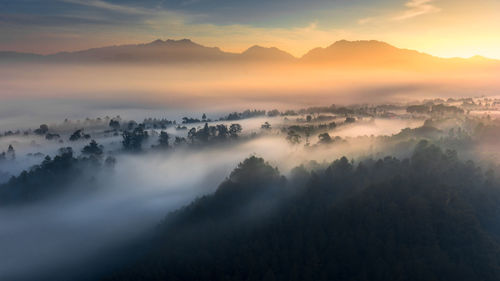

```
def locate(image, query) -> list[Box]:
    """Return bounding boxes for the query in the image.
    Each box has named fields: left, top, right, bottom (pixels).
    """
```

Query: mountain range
left=1, top=38, right=498, bottom=69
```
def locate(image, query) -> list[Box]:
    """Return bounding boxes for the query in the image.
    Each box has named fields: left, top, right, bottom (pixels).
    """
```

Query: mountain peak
left=146, top=38, right=197, bottom=47
left=2, top=39, right=496, bottom=67
left=150, top=39, right=165, bottom=45
left=245, top=45, right=267, bottom=51
left=166, top=38, right=193, bottom=44
left=300, top=39, right=430, bottom=67
left=241, top=45, right=295, bottom=61
left=243, top=45, right=277, bottom=54
left=329, top=40, right=394, bottom=49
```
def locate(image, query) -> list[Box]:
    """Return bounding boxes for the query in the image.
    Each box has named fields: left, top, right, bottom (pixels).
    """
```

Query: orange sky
left=1, top=0, right=499, bottom=59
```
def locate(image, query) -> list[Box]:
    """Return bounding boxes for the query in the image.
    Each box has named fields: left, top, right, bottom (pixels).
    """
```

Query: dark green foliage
left=345, top=116, right=356, bottom=123
left=45, top=133, right=60, bottom=140
left=431, top=104, right=464, bottom=115
left=82, top=140, right=103, bottom=156
left=407, top=104, right=431, bottom=114
left=317, top=132, right=332, bottom=144
left=229, top=123, right=242, bottom=138
left=0, top=147, right=104, bottom=204
left=174, top=136, right=187, bottom=145
left=34, top=124, right=49, bottom=135
left=69, top=129, right=90, bottom=141
left=109, top=119, right=120, bottom=130
left=127, top=121, right=138, bottom=130
left=287, top=130, right=301, bottom=144
left=176, top=125, right=188, bottom=130
left=155, top=131, right=170, bottom=148
left=106, top=142, right=500, bottom=281
left=267, top=109, right=281, bottom=117
left=182, top=117, right=201, bottom=124
left=283, top=122, right=337, bottom=142
left=122, top=125, right=148, bottom=151
left=187, top=123, right=242, bottom=145
left=7, top=144, right=15, bottom=160
left=222, top=110, right=266, bottom=121
left=394, top=125, right=443, bottom=139
left=142, top=118, right=174, bottom=129
left=216, top=124, right=229, bottom=138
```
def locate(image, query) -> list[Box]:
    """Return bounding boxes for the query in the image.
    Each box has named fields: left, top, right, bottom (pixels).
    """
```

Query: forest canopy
left=104, top=141, right=500, bottom=281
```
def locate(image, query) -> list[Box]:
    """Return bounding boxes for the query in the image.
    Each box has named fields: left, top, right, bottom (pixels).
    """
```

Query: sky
left=1, top=0, right=499, bottom=59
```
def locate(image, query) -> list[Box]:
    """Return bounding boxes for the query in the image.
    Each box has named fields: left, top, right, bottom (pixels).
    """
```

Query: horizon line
left=0, top=38, right=497, bottom=61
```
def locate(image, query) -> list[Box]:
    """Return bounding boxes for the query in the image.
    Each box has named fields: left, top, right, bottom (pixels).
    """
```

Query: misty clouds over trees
left=104, top=141, right=500, bottom=281
left=2, top=98, right=500, bottom=280
left=0, top=142, right=114, bottom=205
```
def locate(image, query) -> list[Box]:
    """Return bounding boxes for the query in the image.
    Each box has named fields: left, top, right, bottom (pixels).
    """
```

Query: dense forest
left=103, top=141, right=500, bottom=281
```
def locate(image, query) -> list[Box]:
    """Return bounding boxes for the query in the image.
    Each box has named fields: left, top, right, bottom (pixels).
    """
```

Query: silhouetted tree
left=261, top=122, right=271, bottom=129
left=267, top=109, right=280, bottom=117
left=82, top=140, right=103, bottom=156
left=318, top=133, right=332, bottom=144
left=216, top=124, right=229, bottom=139
left=34, top=124, right=49, bottom=135
left=45, top=133, right=60, bottom=140
left=345, top=117, right=356, bottom=123
left=69, top=129, right=84, bottom=141
left=174, top=137, right=187, bottom=145
left=109, top=119, right=120, bottom=130
left=122, top=125, right=148, bottom=151
left=7, top=145, right=15, bottom=160
left=287, top=130, right=301, bottom=144
left=229, top=123, right=242, bottom=138
left=156, top=131, right=170, bottom=148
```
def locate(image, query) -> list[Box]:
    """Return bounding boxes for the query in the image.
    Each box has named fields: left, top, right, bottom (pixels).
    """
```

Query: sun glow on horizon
left=1, top=0, right=499, bottom=60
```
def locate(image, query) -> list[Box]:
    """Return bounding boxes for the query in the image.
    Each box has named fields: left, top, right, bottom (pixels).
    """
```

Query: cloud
left=393, top=0, right=440, bottom=21
left=358, top=17, right=374, bottom=25
left=0, top=13, right=117, bottom=26
left=60, top=0, right=152, bottom=15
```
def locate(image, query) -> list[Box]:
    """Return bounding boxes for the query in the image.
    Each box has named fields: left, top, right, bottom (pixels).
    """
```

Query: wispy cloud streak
left=393, top=0, right=440, bottom=21
left=60, top=0, right=152, bottom=15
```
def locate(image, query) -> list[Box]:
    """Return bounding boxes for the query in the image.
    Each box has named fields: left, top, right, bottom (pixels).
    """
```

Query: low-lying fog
left=1, top=62, right=499, bottom=130
left=0, top=114, right=426, bottom=280
left=1, top=62, right=499, bottom=280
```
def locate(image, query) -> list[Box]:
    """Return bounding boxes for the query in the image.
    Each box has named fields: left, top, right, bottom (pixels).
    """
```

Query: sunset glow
left=3, top=2, right=500, bottom=281
left=1, top=0, right=499, bottom=59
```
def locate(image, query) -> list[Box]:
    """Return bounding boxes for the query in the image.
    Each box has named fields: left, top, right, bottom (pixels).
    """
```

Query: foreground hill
left=104, top=142, right=500, bottom=281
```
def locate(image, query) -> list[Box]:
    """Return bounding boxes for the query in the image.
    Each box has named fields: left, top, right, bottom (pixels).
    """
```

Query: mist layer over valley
left=2, top=94, right=500, bottom=280
left=2, top=39, right=500, bottom=281
left=2, top=40, right=500, bottom=130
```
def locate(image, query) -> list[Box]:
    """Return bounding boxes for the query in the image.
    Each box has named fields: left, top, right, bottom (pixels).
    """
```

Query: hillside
left=104, top=143, right=500, bottom=281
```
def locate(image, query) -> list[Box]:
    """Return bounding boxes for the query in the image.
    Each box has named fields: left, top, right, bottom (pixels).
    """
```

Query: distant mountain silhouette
left=47, top=39, right=235, bottom=63
left=302, top=40, right=425, bottom=64
left=0, top=51, right=44, bottom=62
left=240, top=45, right=296, bottom=62
left=0, top=39, right=497, bottom=69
